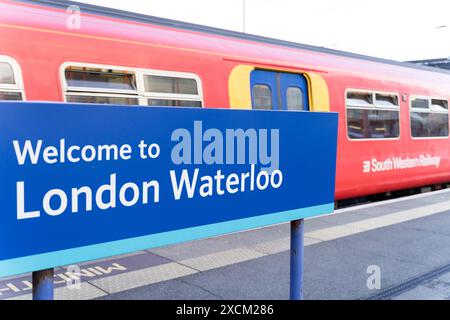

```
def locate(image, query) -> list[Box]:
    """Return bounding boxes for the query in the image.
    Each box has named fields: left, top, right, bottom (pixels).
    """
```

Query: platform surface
left=3, top=189, right=450, bottom=300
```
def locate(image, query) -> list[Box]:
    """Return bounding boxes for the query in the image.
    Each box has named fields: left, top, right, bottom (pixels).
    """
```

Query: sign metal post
left=32, top=268, right=54, bottom=300
left=290, top=219, right=304, bottom=300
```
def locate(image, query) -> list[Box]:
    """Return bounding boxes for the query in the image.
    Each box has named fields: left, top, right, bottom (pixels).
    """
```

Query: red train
left=1, top=0, right=450, bottom=201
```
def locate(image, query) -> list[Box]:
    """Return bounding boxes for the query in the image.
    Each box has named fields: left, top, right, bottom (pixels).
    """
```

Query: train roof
left=10, top=0, right=450, bottom=76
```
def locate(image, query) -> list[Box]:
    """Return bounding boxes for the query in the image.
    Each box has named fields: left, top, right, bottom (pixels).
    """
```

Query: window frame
left=60, top=62, right=203, bottom=107
left=0, top=55, right=26, bottom=101
left=345, top=88, right=401, bottom=141
left=409, top=95, right=449, bottom=140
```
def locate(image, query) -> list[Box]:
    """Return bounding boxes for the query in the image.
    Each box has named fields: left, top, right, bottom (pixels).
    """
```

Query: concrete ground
left=3, top=189, right=450, bottom=300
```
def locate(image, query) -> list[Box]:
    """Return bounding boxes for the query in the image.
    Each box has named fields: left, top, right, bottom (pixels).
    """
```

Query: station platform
left=3, top=188, right=450, bottom=300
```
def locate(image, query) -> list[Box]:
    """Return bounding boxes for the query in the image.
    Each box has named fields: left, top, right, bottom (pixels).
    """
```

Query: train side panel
left=2, top=0, right=450, bottom=201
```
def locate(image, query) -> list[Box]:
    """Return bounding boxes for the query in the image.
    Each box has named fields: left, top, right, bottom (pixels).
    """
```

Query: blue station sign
left=0, top=102, right=338, bottom=277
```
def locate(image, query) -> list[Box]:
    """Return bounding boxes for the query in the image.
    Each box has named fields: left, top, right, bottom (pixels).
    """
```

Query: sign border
left=0, top=203, right=333, bottom=277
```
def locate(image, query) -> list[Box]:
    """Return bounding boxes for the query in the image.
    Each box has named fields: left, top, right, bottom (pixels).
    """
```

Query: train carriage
left=1, top=0, right=450, bottom=202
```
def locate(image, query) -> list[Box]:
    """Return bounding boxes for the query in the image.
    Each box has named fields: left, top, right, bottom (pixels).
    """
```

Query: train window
left=62, top=64, right=203, bottom=107
left=252, top=84, right=272, bottom=110
left=144, top=75, right=198, bottom=95
left=346, top=90, right=400, bottom=140
left=0, top=56, right=25, bottom=101
left=286, top=87, right=303, bottom=110
left=0, top=91, right=23, bottom=100
left=431, top=99, right=448, bottom=111
left=142, top=73, right=202, bottom=107
left=375, top=93, right=398, bottom=107
left=63, top=65, right=139, bottom=105
left=411, top=98, right=429, bottom=109
left=66, top=95, right=139, bottom=105
left=347, top=91, right=373, bottom=107
left=65, top=67, right=137, bottom=92
left=147, top=99, right=202, bottom=107
left=0, top=62, right=15, bottom=85
left=410, top=97, right=449, bottom=138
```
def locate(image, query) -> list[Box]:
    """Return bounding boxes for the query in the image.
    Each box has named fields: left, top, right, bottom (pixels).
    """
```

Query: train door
left=250, top=70, right=309, bottom=111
